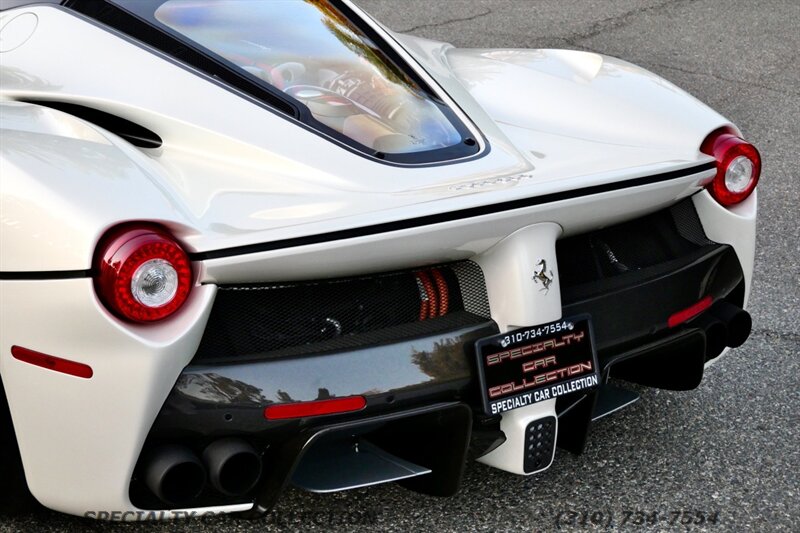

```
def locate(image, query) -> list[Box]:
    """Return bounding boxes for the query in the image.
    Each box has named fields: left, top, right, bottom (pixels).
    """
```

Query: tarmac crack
left=562, top=0, right=689, bottom=46
left=750, top=328, right=800, bottom=344
left=398, top=8, right=494, bottom=34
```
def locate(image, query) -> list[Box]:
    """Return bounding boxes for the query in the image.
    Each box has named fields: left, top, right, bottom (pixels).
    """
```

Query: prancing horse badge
left=532, top=259, right=554, bottom=294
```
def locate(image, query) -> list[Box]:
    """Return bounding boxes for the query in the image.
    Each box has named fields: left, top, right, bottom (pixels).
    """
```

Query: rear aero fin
left=22, top=100, right=162, bottom=149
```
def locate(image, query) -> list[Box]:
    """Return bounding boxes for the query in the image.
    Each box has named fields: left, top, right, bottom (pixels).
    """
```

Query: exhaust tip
left=725, top=311, right=752, bottom=348
left=143, top=445, right=206, bottom=506
left=693, top=315, right=728, bottom=361
left=705, top=320, right=728, bottom=359
left=203, top=438, right=262, bottom=497
left=711, top=301, right=752, bottom=348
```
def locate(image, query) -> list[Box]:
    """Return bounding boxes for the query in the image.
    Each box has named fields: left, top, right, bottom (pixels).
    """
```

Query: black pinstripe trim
left=0, top=270, right=93, bottom=280
left=191, top=162, right=716, bottom=261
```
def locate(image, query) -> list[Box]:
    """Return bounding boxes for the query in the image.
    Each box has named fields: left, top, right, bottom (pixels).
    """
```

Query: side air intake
left=23, top=100, right=162, bottom=148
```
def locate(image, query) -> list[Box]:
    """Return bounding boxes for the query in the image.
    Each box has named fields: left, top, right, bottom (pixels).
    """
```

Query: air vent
left=556, top=198, right=715, bottom=295
left=24, top=101, right=162, bottom=148
left=192, top=261, right=492, bottom=363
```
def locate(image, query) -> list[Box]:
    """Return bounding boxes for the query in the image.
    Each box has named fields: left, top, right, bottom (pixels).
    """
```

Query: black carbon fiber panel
left=556, top=197, right=716, bottom=297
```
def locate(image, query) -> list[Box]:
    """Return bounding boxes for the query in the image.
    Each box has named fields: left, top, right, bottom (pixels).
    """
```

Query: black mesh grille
left=194, top=261, right=491, bottom=362
left=557, top=198, right=716, bottom=302
left=670, top=198, right=714, bottom=246
left=450, top=261, right=492, bottom=318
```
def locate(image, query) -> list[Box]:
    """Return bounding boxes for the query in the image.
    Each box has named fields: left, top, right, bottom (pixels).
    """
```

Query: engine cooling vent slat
left=194, top=261, right=491, bottom=363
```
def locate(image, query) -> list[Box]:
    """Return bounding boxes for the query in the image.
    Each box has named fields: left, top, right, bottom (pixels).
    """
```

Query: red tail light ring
left=94, top=225, right=192, bottom=322
left=700, top=129, right=761, bottom=206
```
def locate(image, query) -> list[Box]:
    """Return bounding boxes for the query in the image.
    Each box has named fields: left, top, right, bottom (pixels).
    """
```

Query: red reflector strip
left=264, top=396, right=366, bottom=420
left=667, top=296, right=713, bottom=328
left=11, top=346, right=93, bottom=379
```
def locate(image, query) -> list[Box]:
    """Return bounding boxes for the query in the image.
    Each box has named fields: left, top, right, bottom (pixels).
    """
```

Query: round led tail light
left=94, top=225, right=192, bottom=322
left=700, top=129, right=761, bottom=206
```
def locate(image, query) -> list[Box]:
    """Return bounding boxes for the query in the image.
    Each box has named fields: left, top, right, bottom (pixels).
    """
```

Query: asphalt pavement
left=1, top=1, right=798, bottom=532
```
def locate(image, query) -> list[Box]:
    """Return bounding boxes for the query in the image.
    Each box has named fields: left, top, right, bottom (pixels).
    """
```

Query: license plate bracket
left=474, top=315, right=600, bottom=416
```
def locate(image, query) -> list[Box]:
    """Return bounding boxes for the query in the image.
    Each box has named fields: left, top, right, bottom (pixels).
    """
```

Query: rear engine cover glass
left=152, top=0, right=464, bottom=155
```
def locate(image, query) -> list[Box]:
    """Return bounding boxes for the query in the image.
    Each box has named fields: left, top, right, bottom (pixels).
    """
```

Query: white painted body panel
left=0, top=279, right=216, bottom=516
left=473, top=223, right=562, bottom=474
left=0, top=1, right=757, bottom=519
left=1, top=5, right=731, bottom=271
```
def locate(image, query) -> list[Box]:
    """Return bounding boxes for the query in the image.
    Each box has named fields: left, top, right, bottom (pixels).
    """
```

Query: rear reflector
left=668, top=296, right=713, bottom=328
left=264, top=396, right=366, bottom=420
left=11, top=346, right=93, bottom=379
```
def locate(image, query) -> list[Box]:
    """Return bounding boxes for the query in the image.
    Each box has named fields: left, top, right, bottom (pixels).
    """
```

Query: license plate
left=475, top=315, right=600, bottom=415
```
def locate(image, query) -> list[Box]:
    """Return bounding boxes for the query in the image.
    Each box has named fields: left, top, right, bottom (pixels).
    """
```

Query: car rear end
left=3, top=151, right=757, bottom=518
left=0, top=0, right=760, bottom=520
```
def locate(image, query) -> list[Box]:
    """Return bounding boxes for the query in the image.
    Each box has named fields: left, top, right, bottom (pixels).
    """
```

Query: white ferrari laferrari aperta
left=0, top=0, right=759, bottom=520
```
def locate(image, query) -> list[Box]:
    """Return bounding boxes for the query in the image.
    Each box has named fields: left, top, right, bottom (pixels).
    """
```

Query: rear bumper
left=149, top=320, right=498, bottom=440
left=152, top=244, right=744, bottom=439
left=0, top=189, right=757, bottom=519
left=134, top=215, right=747, bottom=512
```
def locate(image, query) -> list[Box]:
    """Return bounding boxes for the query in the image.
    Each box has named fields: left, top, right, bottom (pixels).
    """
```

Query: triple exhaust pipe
left=143, top=438, right=262, bottom=506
